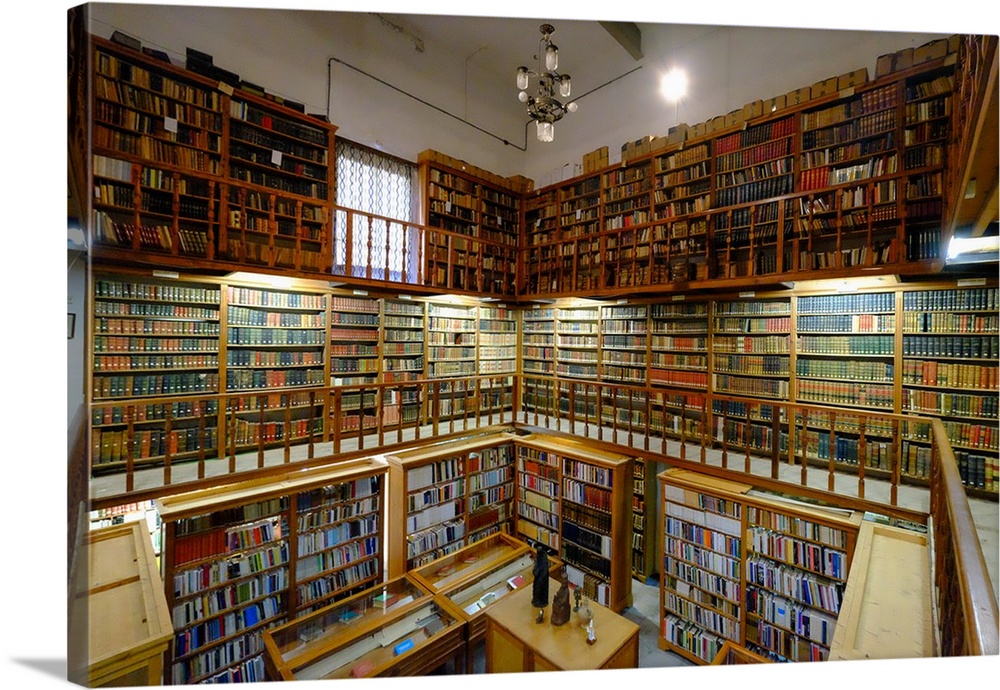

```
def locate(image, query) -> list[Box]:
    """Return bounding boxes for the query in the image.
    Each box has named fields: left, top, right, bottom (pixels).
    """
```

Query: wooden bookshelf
left=652, top=142, right=713, bottom=283
left=794, top=291, right=896, bottom=412
left=659, top=469, right=750, bottom=664
left=900, top=286, right=999, bottom=491
left=386, top=432, right=517, bottom=575
left=519, top=306, right=556, bottom=415
left=514, top=434, right=633, bottom=612
left=711, top=297, right=792, bottom=403
left=419, top=156, right=521, bottom=296
left=89, top=37, right=223, bottom=262
left=223, top=285, right=328, bottom=451
left=381, top=299, right=426, bottom=428
left=599, top=304, right=649, bottom=385
left=156, top=457, right=388, bottom=683
left=328, top=294, right=381, bottom=434
left=658, top=468, right=862, bottom=665
left=554, top=304, right=601, bottom=380
left=518, top=189, right=561, bottom=294
left=86, top=34, right=337, bottom=276
left=630, top=458, right=656, bottom=581
left=91, top=276, right=222, bottom=472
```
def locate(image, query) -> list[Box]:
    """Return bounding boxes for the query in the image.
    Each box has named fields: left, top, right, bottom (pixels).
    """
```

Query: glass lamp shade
left=536, top=120, right=554, bottom=142
left=516, top=67, right=529, bottom=91
left=566, top=101, right=578, bottom=113
left=559, top=75, right=571, bottom=98
left=545, top=44, right=558, bottom=71
left=518, top=91, right=529, bottom=103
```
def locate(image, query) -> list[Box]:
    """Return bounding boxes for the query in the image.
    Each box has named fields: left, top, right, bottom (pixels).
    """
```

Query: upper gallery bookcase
left=518, top=53, right=961, bottom=299
left=418, top=152, right=523, bottom=297
left=90, top=37, right=224, bottom=262
left=86, top=35, right=337, bottom=276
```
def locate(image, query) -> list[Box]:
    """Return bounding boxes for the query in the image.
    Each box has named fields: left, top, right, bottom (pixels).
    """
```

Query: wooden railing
left=518, top=374, right=947, bottom=510
left=311, top=204, right=519, bottom=298
left=929, top=417, right=1000, bottom=656
left=90, top=374, right=516, bottom=494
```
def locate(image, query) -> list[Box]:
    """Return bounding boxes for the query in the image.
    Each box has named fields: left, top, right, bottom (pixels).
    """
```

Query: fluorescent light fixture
left=947, top=235, right=999, bottom=261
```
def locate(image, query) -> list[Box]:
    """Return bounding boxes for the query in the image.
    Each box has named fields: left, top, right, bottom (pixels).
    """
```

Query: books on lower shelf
left=658, top=468, right=861, bottom=665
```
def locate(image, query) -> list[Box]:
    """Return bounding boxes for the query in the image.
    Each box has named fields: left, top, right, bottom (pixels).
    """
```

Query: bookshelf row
left=155, top=458, right=388, bottom=684
left=91, top=273, right=998, bottom=493
left=386, top=433, right=634, bottom=612
left=658, top=468, right=864, bottom=665
left=519, top=286, right=998, bottom=493
left=85, top=35, right=521, bottom=297
left=521, top=58, right=958, bottom=295
left=90, top=273, right=518, bottom=472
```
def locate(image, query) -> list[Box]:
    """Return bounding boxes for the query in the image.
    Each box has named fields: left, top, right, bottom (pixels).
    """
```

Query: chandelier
left=516, top=23, right=577, bottom=142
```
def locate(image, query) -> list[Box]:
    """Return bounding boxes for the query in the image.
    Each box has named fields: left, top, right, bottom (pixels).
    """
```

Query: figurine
left=586, top=618, right=596, bottom=645
left=550, top=569, right=571, bottom=626
left=573, top=588, right=581, bottom=612
left=530, top=546, right=549, bottom=609
left=578, top=595, right=593, bottom=628
left=531, top=545, right=549, bottom=622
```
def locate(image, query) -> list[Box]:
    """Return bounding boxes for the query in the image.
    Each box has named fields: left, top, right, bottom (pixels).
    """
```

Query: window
left=333, top=140, right=419, bottom=283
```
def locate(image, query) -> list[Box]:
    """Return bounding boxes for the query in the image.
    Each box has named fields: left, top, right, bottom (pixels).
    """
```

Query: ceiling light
left=516, top=23, right=577, bottom=142
left=660, top=68, right=687, bottom=102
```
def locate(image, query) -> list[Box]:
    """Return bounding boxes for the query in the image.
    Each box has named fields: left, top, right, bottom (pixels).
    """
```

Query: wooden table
left=484, top=576, right=639, bottom=673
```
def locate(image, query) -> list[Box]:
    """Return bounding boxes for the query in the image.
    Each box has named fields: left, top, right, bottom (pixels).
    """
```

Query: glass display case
left=262, top=573, right=464, bottom=680
left=409, top=532, right=560, bottom=670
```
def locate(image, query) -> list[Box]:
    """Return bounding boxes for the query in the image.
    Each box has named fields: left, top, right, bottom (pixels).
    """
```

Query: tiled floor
left=621, top=578, right=694, bottom=668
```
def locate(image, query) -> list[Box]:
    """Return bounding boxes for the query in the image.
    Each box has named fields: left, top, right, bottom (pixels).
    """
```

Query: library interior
left=64, top=3, right=998, bottom=688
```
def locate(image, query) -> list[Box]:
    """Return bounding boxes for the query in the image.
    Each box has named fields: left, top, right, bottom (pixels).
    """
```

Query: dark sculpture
left=530, top=545, right=549, bottom=617
left=550, top=569, right=571, bottom=626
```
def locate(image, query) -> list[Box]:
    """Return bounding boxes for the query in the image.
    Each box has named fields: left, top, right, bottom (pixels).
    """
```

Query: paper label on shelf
left=218, top=81, right=234, bottom=96
left=957, top=278, right=987, bottom=287
left=164, top=116, right=178, bottom=133
left=271, top=150, right=283, bottom=166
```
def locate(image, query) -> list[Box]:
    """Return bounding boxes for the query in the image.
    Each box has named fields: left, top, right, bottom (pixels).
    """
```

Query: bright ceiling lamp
left=660, top=67, right=687, bottom=102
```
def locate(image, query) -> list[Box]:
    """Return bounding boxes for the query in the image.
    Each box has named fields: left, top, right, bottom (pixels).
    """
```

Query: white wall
left=84, top=3, right=949, bottom=187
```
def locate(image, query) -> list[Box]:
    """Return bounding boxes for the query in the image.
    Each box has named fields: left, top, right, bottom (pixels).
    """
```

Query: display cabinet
left=262, top=573, right=464, bottom=680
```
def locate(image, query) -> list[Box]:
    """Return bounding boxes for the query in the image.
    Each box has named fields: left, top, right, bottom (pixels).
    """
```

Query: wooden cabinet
left=409, top=532, right=558, bottom=669
left=483, top=574, right=639, bottom=673
left=156, top=457, right=388, bottom=683
left=262, top=573, right=464, bottom=680
left=79, top=522, right=173, bottom=687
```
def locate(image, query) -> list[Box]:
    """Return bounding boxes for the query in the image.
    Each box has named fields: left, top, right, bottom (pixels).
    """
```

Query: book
left=350, top=659, right=376, bottom=677
left=507, top=574, right=525, bottom=589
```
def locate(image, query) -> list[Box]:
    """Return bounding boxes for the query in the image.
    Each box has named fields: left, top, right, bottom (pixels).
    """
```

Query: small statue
left=530, top=546, right=549, bottom=608
left=573, top=588, right=581, bottom=612
left=550, top=569, right=571, bottom=626
left=531, top=545, right=549, bottom=622
left=578, top=595, right=593, bottom=628
left=586, top=618, right=596, bottom=645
